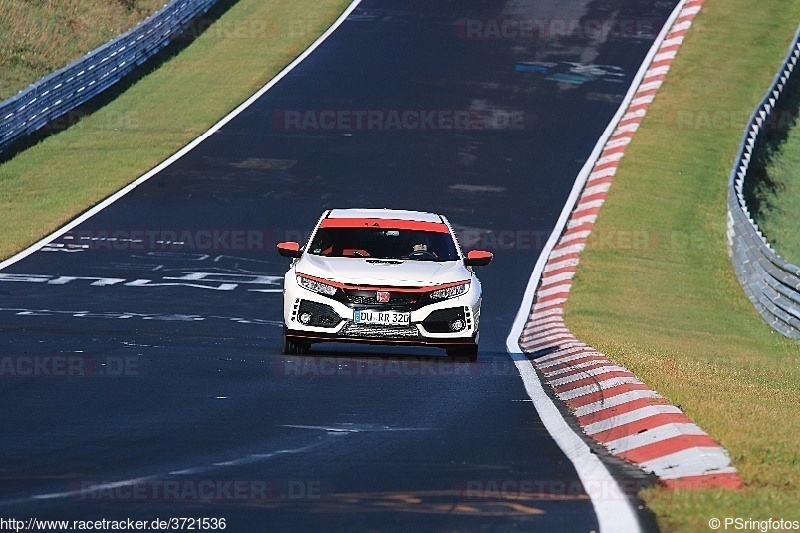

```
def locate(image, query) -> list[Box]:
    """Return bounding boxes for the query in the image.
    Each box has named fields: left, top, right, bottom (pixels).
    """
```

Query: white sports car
left=277, top=208, right=492, bottom=360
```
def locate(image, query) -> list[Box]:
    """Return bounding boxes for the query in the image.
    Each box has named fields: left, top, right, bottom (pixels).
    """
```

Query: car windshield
left=307, top=227, right=459, bottom=262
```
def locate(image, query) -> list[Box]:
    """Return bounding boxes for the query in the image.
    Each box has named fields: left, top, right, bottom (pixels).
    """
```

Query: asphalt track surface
left=0, top=1, right=678, bottom=530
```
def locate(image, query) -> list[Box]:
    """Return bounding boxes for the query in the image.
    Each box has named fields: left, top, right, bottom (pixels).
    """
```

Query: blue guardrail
left=0, top=0, right=219, bottom=155
left=727, top=24, right=800, bottom=339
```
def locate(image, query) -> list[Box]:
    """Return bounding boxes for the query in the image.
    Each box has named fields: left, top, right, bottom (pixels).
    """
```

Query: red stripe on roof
left=320, top=217, right=450, bottom=233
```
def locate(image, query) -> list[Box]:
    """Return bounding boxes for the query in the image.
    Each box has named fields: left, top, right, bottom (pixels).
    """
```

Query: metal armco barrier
left=727, top=24, right=800, bottom=339
left=0, top=0, right=219, bottom=155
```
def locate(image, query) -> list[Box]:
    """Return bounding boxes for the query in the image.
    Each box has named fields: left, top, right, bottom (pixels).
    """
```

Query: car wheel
left=282, top=332, right=310, bottom=355
left=446, top=345, right=478, bottom=362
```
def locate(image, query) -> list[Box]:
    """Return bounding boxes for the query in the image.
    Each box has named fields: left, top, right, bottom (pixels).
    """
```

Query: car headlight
left=430, top=281, right=470, bottom=300
left=297, top=275, right=338, bottom=296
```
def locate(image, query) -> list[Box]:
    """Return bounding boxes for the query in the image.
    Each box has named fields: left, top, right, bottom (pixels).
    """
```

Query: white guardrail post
left=0, top=0, right=220, bottom=155
left=727, top=24, right=800, bottom=339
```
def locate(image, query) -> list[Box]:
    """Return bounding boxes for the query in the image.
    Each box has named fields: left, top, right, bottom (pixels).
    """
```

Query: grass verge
left=564, top=0, right=800, bottom=530
left=0, top=0, right=351, bottom=260
left=0, top=0, right=165, bottom=100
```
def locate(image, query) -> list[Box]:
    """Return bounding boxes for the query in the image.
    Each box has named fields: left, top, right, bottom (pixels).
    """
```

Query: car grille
left=341, top=322, right=421, bottom=338
left=349, top=295, right=416, bottom=306
left=342, top=287, right=428, bottom=310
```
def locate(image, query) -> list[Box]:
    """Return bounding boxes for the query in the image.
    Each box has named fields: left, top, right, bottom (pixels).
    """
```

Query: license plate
left=354, top=309, right=410, bottom=326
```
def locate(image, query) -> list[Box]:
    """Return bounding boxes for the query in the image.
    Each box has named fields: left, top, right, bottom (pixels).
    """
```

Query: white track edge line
left=505, top=0, right=688, bottom=351
left=505, top=2, right=689, bottom=532
left=510, top=353, right=641, bottom=533
left=0, top=0, right=364, bottom=272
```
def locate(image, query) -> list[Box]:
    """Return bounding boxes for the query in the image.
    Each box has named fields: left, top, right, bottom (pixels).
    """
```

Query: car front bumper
left=283, top=278, right=482, bottom=349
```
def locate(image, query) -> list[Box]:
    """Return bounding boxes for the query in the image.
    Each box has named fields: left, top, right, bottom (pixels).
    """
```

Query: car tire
left=446, top=345, right=478, bottom=362
left=282, top=332, right=310, bottom=355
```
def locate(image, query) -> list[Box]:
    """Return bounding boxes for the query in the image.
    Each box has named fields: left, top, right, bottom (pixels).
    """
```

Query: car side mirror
left=277, top=241, right=302, bottom=258
left=464, top=250, right=492, bottom=267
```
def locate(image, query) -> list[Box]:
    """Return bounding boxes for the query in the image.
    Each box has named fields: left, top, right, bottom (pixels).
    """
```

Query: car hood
left=295, top=255, right=470, bottom=287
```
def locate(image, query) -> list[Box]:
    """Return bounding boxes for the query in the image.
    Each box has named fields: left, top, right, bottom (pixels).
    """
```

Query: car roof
left=326, top=208, right=444, bottom=223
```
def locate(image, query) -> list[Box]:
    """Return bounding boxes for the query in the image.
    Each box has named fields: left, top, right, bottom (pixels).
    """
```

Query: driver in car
left=410, top=242, right=437, bottom=258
